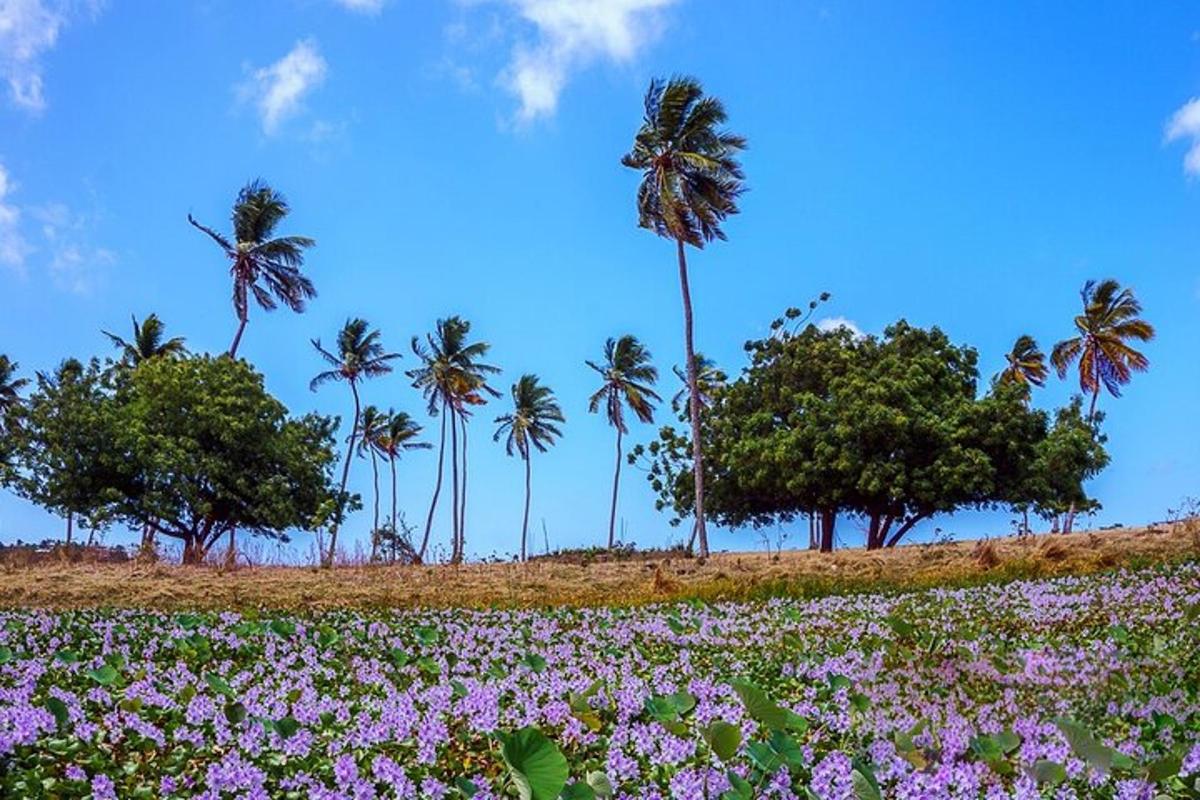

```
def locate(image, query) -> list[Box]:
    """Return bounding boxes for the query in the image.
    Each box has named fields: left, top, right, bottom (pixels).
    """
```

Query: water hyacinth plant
left=1, top=563, right=1199, bottom=799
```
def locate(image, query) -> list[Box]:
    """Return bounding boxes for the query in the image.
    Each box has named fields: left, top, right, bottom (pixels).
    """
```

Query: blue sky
left=1, top=0, right=1198, bottom=559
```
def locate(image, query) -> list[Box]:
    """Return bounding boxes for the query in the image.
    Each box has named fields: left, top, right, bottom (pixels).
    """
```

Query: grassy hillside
left=1, top=519, right=1196, bottom=611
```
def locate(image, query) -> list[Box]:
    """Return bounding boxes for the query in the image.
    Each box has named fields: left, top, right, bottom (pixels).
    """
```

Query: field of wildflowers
left=1, top=562, right=1198, bottom=799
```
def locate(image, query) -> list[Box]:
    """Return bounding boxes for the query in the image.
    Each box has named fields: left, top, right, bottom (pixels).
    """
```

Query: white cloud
left=490, top=0, right=679, bottom=122
left=332, top=0, right=386, bottom=13
left=816, top=316, right=863, bottom=337
left=1165, top=97, right=1200, bottom=176
left=0, top=162, right=32, bottom=273
left=239, top=39, right=328, bottom=135
left=0, top=0, right=102, bottom=113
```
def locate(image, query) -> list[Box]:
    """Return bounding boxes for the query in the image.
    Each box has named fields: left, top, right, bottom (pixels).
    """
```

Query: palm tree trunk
left=608, top=426, right=623, bottom=549
left=459, top=413, right=469, bottom=556
left=521, top=452, right=532, bottom=562
left=326, top=380, right=361, bottom=567
left=449, top=404, right=461, bottom=563
left=65, top=512, right=73, bottom=545
left=676, top=237, right=709, bottom=557
left=229, top=317, right=248, bottom=358
left=419, top=401, right=449, bottom=562
left=1064, top=388, right=1102, bottom=535
left=390, top=456, right=398, bottom=549
left=369, top=450, right=381, bottom=562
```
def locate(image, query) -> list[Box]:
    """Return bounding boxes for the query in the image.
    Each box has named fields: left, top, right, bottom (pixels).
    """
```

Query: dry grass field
left=1, top=519, right=1197, bottom=612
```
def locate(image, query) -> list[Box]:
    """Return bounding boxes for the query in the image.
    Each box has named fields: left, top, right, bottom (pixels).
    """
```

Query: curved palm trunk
left=369, top=449, right=381, bottom=562
left=229, top=316, right=248, bottom=359
left=459, top=413, right=469, bottom=556
left=419, top=402, right=448, bottom=562
left=677, top=237, right=709, bottom=557
left=326, top=380, right=361, bottom=567
left=607, top=426, right=623, bottom=548
left=521, top=451, right=532, bottom=562
left=1064, top=387, right=1102, bottom=535
left=449, top=404, right=461, bottom=563
left=390, top=456, right=398, bottom=547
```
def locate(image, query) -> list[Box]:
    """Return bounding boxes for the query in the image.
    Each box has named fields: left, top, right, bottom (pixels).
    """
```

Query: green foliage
left=497, top=726, right=569, bottom=800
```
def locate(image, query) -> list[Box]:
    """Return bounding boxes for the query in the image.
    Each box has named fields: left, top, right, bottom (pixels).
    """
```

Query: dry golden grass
left=1, top=521, right=1196, bottom=612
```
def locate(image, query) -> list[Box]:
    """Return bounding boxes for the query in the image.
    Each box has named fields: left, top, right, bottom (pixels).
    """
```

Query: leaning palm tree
left=494, top=375, right=564, bottom=562
left=310, top=319, right=400, bottom=566
left=407, top=317, right=499, bottom=563
left=103, top=313, right=187, bottom=365
left=622, top=76, right=746, bottom=558
left=377, top=410, right=430, bottom=553
left=189, top=180, right=316, bottom=358
left=671, top=353, right=727, bottom=415
left=354, top=405, right=389, bottom=562
left=0, top=355, right=28, bottom=418
left=1051, top=279, right=1155, bottom=532
left=586, top=335, right=660, bottom=548
left=997, top=335, right=1048, bottom=394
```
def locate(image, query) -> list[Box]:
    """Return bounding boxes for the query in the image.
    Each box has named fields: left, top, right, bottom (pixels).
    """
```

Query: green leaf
left=1145, top=754, right=1181, bottom=782
left=1055, top=718, right=1115, bottom=775
left=721, top=772, right=753, bottom=800
left=87, top=665, right=119, bottom=686
left=701, top=721, right=742, bottom=762
left=315, top=626, right=339, bottom=648
left=177, top=614, right=202, bottom=630
left=205, top=673, right=234, bottom=698
left=269, top=619, right=296, bottom=637
left=274, top=716, right=301, bottom=739
left=995, top=730, right=1021, bottom=754
left=729, top=680, right=804, bottom=731
left=55, top=650, right=80, bottom=665
left=851, top=769, right=881, bottom=800
left=522, top=653, right=547, bottom=673
left=224, top=702, right=247, bottom=725
left=414, top=626, right=441, bottom=646
left=0, top=645, right=13, bottom=664
left=560, top=784, right=595, bottom=800
left=585, top=771, right=613, bottom=799
left=454, top=777, right=479, bottom=797
left=44, top=697, right=70, bottom=730
left=1030, top=760, right=1067, bottom=786
left=498, top=727, right=569, bottom=800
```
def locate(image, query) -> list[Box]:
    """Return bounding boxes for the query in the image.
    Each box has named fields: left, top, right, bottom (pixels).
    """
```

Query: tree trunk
left=676, top=237, right=708, bottom=558
left=521, top=452, right=532, bottom=562
left=225, top=528, right=236, bottom=568
left=390, top=456, right=398, bottom=555
left=1022, top=508, right=1030, bottom=537
left=866, top=514, right=881, bottom=550
left=65, top=512, right=73, bottom=545
left=459, top=413, right=469, bottom=558
left=819, top=508, right=836, bottom=553
left=449, top=404, right=461, bottom=563
left=369, top=449, right=381, bottom=562
left=885, top=513, right=929, bottom=548
left=326, top=380, right=361, bottom=568
left=419, top=401, right=448, bottom=562
left=607, top=426, right=623, bottom=549
left=228, top=316, right=248, bottom=359
left=1064, top=388, right=1102, bottom=535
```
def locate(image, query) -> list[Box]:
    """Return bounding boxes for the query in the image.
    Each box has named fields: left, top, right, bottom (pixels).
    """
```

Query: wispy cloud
left=463, top=0, right=679, bottom=123
left=239, top=39, right=328, bottom=135
left=816, top=316, right=864, bottom=337
left=0, top=160, right=113, bottom=292
left=0, top=162, right=32, bottom=273
left=0, top=0, right=102, bottom=113
left=331, top=0, right=386, bottom=13
left=1165, top=97, right=1200, bottom=176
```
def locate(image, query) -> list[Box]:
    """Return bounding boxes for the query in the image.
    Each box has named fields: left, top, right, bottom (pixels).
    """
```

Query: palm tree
left=1051, top=279, right=1155, bottom=532
left=0, top=355, right=28, bottom=418
left=310, top=318, right=400, bottom=566
left=103, top=314, right=188, bottom=365
left=996, top=335, right=1047, bottom=395
left=189, top=180, right=316, bottom=358
left=586, top=335, right=660, bottom=548
left=377, top=410, right=430, bottom=553
left=671, top=353, right=727, bottom=415
left=622, top=76, right=746, bottom=558
left=494, top=375, right=564, bottom=562
left=354, top=405, right=389, bottom=561
left=407, top=317, right=499, bottom=563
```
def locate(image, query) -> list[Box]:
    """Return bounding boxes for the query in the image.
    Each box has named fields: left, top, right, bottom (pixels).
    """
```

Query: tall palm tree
left=622, top=76, right=746, bottom=558
left=310, top=319, right=400, bottom=566
left=407, top=317, right=499, bottom=563
left=0, top=355, right=28, bottom=418
left=1051, top=279, right=1155, bottom=532
left=189, top=180, right=316, bottom=358
left=377, top=410, right=430, bottom=550
left=671, top=353, right=727, bottom=415
left=996, top=335, right=1048, bottom=395
left=354, top=405, right=389, bottom=562
left=103, top=314, right=188, bottom=365
left=494, top=375, right=564, bottom=562
left=586, top=335, right=660, bottom=548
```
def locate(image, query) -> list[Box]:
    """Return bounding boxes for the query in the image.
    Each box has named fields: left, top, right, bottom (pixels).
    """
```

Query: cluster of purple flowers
left=0, top=562, right=1197, bottom=798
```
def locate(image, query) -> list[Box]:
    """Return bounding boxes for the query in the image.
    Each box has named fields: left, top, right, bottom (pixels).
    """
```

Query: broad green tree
left=310, top=318, right=400, bottom=566
left=586, top=335, right=660, bottom=548
left=103, top=313, right=187, bottom=366
left=1051, top=279, right=1154, bottom=531
left=408, top=317, right=499, bottom=562
left=494, top=375, right=564, bottom=562
left=622, top=76, right=747, bottom=558
left=189, top=180, right=316, bottom=358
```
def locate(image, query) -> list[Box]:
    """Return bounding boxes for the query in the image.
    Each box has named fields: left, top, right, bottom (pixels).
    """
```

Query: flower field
left=2, top=563, right=1199, bottom=799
